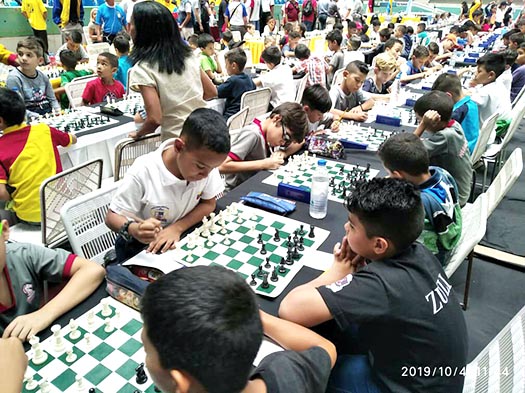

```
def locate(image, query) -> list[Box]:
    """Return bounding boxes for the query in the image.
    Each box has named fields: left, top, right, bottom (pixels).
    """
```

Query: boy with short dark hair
left=417, top=22, right=430, bottom=45
left=217, top=48, right=256, bottom=120
left=0, top=88, right=76, bottom=224
left=325, top=29, right=344, bottom=85
left=470, top=52, right=511, bottom=128
left=399, top=45, right=430, bottom=85
left=329, top=60, right=375, bottom=122
left=57, top=49, right=93, bottom=108
left=378, top=133, right=462, bottom=265
left=219, top=102, right=309, bottom=190
left=279, top=177, right=468, bottom=393
left=221, top=30, right=234, bottom=50
left=188, top=34, right=200, bottom=51
left=432, top=73, right=480, bottom=153
left=511, top=42, right=525, bottom=101
left=141, top=265, right=337, bottom=393
left=394, top=24, right=412, bottom=58
left=56, top=30, right=88, bottom=64
left=113, top=33, right=132, bottom=90
left=413, top=91, right=472, bottom=206
left=498, top=48, right=517, bottom=93
left=0, top=219, right=106, bottom=341
left=509, top=32, right=524, bottom=50
left=81, top=52, right=125, bottom=105
left=6, top=37, right=60, bottom=118
left=105, top=108, right=230, bottom=261
left=282, top=31, right=301, bottom=57
left=255, top=46, right=295, bottom=108
left=294, top=44, right=329, bottom=87
left=199, top=33, right=223, bottom=82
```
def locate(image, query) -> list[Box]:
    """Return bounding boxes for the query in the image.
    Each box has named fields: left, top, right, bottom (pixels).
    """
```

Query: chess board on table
left=262, top=153, right=380, bottom=203
left=24, top=297, right=158, bottom=393
left=330, top=122, right=395, bottom=151
left=107, top=95, right=145, bottom=118
left=29, top=109, right=119, bottom=138
left=159, top=203, right=330, bottom=298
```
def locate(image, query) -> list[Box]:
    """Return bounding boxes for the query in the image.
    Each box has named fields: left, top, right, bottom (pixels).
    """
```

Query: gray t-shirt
left=329, top=85, right=366, bottom=111
left=250, top=347, right=332, bottom=393
left=328, top=50, right=344, bottom=85
left=0, top=243, right=74, bottom=334
left=422, top=121, right=472, bottom=206
left=225, top=123, right=268, bottom=191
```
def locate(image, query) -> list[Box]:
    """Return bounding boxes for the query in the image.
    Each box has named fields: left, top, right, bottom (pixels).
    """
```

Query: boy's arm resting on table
left=330, top=107, right=368, bottom=122
left=279, top=236, right=364, bottom=327
left=2, top=256, right=105, bottom=341
left=130, top=85, right=161, bottom=139
left=399, top=70, right=431, bottom=84
left=260, top=310, right=337, bottom=368
left=147, top=197, right=217, bottom=254
left=219, top=154, right=285, bottom=173
left=0, top=337, right=27, bottom=393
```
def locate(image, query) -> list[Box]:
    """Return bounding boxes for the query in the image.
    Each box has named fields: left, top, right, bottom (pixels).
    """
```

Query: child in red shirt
left=82, top=52, right=124, bottom=105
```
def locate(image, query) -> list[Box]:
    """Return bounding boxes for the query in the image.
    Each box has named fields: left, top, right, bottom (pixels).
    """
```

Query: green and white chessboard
left=163, top=204, right=330, bottom=298
left=29, top=109, right=118, bottom=136
left=262, top=154, right=380, bottom=203
left=330, top=123, right=394, bottom=151
left=24, top=297, right=156, bottom=393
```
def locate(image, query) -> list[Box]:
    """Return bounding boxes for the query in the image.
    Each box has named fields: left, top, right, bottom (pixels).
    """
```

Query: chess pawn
left=69, top=318, right=81, bottom=340
left=66, top=348, right=78, bottom=363
left=75, top=375, right=86, bottom=391
left=104, top=317, right=114, bottom=333
left=84, top=332, right=92, bottom=348
left=39, top=378, right=51, bottom=393
left=24, top=373, right=38, bottom=391
left=87, top=310, right=95, bottom=327
left=29, top=335, right=48, bottom=365
left=100, top=298, right=112, bottom=317
left=51, top=324, right=66, bottom=353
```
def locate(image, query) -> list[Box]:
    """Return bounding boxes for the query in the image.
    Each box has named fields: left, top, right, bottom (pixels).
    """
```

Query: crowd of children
left=2, top=3, right=523, bottom=392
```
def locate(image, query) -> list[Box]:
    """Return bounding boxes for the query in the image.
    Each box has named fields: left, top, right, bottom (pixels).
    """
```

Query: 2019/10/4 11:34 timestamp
left=401, top=366, right=513, bottom=378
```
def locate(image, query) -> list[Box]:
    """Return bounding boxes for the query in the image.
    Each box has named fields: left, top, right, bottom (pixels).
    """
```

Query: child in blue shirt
left=432, top=73, right=480, bottom=153
left=399, top=45, right=430, bottom=85
left=113, top=34, right=132, bottom=90
left=217, top=48, right=256, bottom=121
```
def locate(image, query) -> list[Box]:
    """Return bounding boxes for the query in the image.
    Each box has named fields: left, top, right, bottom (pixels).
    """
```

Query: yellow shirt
left=155, top=0, right=175, bottom=12
left=21, top=0, right=47, bottom=31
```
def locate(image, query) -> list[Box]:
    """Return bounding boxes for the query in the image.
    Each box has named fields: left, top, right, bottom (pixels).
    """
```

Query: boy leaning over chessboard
left=0, top=220, right=105, bottom=341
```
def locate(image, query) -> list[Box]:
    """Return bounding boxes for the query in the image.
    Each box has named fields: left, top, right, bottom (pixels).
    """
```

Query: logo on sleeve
left=22, top=283, right=35, bottom=304
left=326, top=274, right=353, bottom=293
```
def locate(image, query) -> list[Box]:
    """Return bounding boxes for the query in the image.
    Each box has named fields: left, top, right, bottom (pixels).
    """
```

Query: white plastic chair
left=231, top=30, right=242, bottom=42
left=86, top=42, right=111, bottom=57
left=331, top=68, right=345, bottom=87
left=471, top=112, right=499, bottom=192
left=60, top=183, right=119, bottom=265
left=294, top=74, right=309, bottom=103
left=240, top=87, right=272, bottom=124
left=511, top=83, right=525, bottom=108
left=484, top=148, right=523, bottom=217
left=9, top=159, right=103, bottom=248
left=444, top=193, right=488, bottom=310
left=226, top=106, right=249, bottom=131
left=462, top=304, right=525, bottom=393
left=65, top=76, right=97, bottom=108
left=114, top=134, right=162, bottom=181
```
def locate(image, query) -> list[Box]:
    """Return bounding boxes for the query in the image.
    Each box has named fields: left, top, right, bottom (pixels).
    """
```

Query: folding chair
left=240, top=87, right=272, bottom=124
left=114, top=134, right=163, bottom=181
left=226, top=106, right=249, bottom=132
left=86, top=42, right=111, bottom=57
left=9, top=159, right=104, bottom=248
left=511, top=84, right=525, bottom=108
left=444, top=193, right=488, bottom=310
left=294, top=74, right=309, bottom=103
left=471, top=112, right=499, bottom=193
left=462, top=304, right=525, bottom=393
left=65, top=76, right=97, bottom=108
left=231, top=30, right=242, bottom=42
left=61, top=183, right=119, bottom=264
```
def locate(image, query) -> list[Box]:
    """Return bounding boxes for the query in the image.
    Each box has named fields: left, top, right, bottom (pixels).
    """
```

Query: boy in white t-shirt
left=255, top=46, right=295, bottom=108
left=105, top=108, right=230, bottom=262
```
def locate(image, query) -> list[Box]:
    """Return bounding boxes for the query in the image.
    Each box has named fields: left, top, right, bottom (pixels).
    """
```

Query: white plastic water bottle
left=309, top=159, right=329, bottom=219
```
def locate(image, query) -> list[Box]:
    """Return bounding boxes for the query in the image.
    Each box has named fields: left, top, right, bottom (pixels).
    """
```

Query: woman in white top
left=128, top=1, right=217, bottom=141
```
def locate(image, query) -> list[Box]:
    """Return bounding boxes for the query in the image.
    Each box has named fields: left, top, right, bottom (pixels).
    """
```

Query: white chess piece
left=100, top=298, right=112, bottom=317
left=75, top=375, right=86, bottom=391
left=69, top=318, right=81, bottom=340
left=25, top=374, right=38, bottom=390
left=66, top=348, right=77, bottom=363
left=39, top=378, right=51, bottom=393
left=104, top=317, right=114, bottom=333
left=115, top=309, right=121, bottom=321
left=29, top=336, right=48, bottom=365
left=87, top=310, right=95, bottom=327
left=52, top=324, right=66, bottom=353
left=84, top=332, right=92, bottom=348
left=200, top=217, right=211, bottom=238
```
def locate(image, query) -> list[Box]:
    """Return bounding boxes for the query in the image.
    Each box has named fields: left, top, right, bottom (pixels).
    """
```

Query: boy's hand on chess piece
left=264, top=153, right=285, bottom=170
left=2, top=309, right=53, bottom=341
left=129, top=218, right=162, bottom=245
left=147, top=225, right=181, bottom=254
left=420, top=110, right=441, bottom=129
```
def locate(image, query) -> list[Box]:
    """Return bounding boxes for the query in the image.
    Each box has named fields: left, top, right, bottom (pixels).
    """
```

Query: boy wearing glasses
left=219, top=102, right=309, bottom=191
left=0, top=220, right=105, bottom=341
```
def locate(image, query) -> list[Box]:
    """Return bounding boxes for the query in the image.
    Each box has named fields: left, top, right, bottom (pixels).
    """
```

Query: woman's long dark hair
left=129, top=1, right=192, bottom=74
